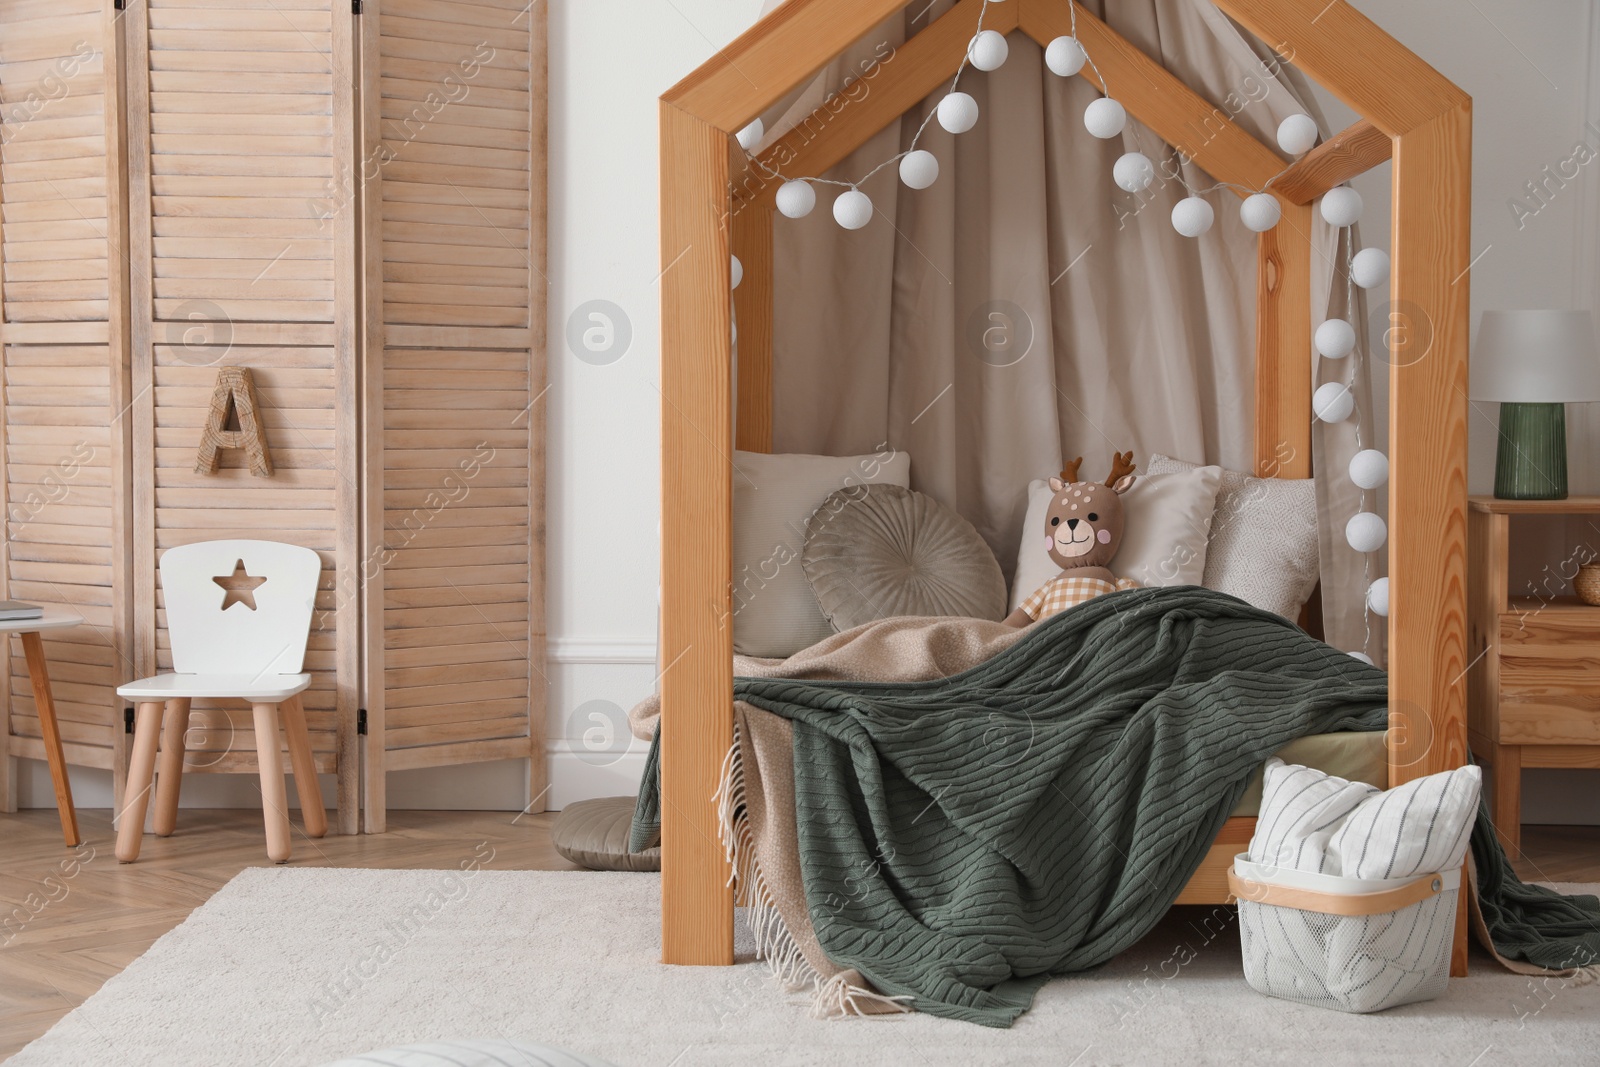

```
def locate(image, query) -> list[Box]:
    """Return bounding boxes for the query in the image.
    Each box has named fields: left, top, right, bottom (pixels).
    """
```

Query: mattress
left=1230, top=730, right=1388, bottom=817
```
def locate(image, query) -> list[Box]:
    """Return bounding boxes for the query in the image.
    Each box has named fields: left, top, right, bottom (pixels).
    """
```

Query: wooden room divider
left=0, top=0, right=547, bottom=833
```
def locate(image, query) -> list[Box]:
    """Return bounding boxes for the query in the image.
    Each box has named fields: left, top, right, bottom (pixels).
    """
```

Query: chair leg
left=252, top=702, right=293, bottom=863
left=153, top=698, right=191, bottom=837
left=279, top=694, right=326, bottom=839
left=116, top=702, right=165, bottom=863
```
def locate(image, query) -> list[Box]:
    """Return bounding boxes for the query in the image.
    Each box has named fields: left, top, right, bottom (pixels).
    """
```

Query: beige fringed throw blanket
left=629, top=615, right=1032, bottom=1018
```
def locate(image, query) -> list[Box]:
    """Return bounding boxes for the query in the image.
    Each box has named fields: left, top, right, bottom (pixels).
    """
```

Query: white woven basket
left=1230, top=854, right=1461, bottom=1013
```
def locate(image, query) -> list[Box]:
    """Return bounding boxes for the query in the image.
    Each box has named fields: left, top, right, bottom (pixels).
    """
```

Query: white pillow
left=733, top=449, right=911, bottom=657
left=1147, top=454, right=1319, bottom=619
left=1008, top=466, right=1223, bottom=611
left=1250, top=758, right=1481, bottom=878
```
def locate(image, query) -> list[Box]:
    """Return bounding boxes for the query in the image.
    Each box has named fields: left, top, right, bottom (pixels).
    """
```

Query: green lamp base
left=1494, top=402, right=1568, bottom=500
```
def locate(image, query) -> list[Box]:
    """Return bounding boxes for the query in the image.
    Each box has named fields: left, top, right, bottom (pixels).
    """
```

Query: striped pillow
left=1250, top=757, right=1481, bottom=878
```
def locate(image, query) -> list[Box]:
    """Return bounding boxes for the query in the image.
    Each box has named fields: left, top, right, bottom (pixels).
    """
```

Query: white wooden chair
left=116, top=539, right=327, bottom=863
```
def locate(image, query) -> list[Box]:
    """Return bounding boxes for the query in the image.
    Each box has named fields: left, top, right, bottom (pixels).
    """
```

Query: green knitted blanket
left=633, top=586, right=1599, bottom=1026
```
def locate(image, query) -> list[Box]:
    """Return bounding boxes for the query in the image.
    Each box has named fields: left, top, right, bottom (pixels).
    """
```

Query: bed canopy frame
left=659, top=0, right=1471, bottom=973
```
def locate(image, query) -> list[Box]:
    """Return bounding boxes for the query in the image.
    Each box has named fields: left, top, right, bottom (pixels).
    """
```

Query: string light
left=729, top=0, right=1393, bottom=665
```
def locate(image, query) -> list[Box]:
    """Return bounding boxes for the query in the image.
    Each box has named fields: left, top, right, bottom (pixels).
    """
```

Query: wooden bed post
left=1253, top=205, right=1315, bottom=479
left=1388, top=104, right=1474, bottom=976
left=732, top=205, right=774, bottom=454
left=659, top=103, right=737, bottom=966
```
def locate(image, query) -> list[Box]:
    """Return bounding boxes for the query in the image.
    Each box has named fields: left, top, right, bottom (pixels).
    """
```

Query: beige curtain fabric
left=751, top=0, right=1380, bottom=654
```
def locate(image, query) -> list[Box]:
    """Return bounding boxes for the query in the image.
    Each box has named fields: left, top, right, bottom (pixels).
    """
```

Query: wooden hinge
left=124, top=707, right=134, bottom=733
left=352, top=0, right=363, bottom=13
left=357, top=708, right=368, bottom=735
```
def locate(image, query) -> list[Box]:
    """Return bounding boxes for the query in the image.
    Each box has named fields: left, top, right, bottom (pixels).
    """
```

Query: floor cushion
left=552, top=797, right=659, bottom=872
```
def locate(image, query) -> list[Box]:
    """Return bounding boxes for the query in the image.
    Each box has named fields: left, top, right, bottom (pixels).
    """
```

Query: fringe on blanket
left=713, top=727, right=914, bottom=1020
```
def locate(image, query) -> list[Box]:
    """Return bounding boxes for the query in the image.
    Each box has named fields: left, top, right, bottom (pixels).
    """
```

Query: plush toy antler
left=1105, top=451, right=1137, bottom=488
left=1060, top=457, right=1083, bottom=484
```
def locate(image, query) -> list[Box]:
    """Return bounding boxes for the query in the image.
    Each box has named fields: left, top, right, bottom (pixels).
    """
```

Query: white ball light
left=1348, top=449, right=1390, bottom=490
left=1045, top=36, right=1087, bottom=77
left=937, top=92, right=980, bottom=135
left=730, top=255, right=743, bottom=290
left=1314, top=318, right=1357, bottom=359
left=775, top=179, right=816, bottom=219
left=1320, top=186, right=1363, bottom=228
left=968, top=30, right=1009, bottom=72
left=899, top=150, right=940, bottom=190
left=1112, top=152, right=1155, bottom=193
left=1313, top=381, right=1354, bottom=423
left=1084, top=98, right=1127, bottom=139
left=833, top=188, right=873, bottom=230
left=1367, top=577, right=1390, bottom=617
left=735, top=118, right=764, bottom=152
left=1239, top=193, right=1282, bottom=232
left=1171, top=196, right=1215, bottom=238
left=1349, top=651, right=1375, bottom=666
left=1351, top=248, right=1391, bottom=290
left=1346, top=511, right=1388, bottom=553
left=1277, top=114, right=1319, bottom=155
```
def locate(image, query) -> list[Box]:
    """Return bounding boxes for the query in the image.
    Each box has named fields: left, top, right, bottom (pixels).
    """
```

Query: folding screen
left=0, top=0, right=546, bottom=831
left=0, top=0, right=133, bottom=812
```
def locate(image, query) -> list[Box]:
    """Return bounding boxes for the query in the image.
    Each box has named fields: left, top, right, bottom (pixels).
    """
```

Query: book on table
left=0, top=600, right=43, bottom=621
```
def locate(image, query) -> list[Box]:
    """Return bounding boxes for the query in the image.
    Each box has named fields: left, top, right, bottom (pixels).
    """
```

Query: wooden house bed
left=657, top=0, right=1472, bottom=975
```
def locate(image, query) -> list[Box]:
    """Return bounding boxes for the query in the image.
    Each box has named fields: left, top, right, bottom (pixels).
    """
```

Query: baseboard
left=12, top=746, right=650, bottom=814
left=548, top=637, right=656, bottom=665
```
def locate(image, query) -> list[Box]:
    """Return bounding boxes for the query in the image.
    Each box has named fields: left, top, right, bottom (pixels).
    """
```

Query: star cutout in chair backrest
left=213, top=560, right=267, bottom=612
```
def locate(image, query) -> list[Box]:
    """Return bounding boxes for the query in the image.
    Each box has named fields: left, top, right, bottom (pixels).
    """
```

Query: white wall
left=21, top=1, right=1600, bottom=825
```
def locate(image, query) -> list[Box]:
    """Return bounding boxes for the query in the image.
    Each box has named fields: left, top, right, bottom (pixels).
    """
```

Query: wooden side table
left=1468, top=496, right=1600, bottom=854
left=0, top=608, right=85, bottom=846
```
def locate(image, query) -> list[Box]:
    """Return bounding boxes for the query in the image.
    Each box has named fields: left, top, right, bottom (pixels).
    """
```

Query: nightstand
left=1468, top=495, right=1600, bottom=855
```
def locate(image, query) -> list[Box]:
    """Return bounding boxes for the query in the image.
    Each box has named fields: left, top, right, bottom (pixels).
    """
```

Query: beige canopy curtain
left=748, top=0, right=1382, bottom=656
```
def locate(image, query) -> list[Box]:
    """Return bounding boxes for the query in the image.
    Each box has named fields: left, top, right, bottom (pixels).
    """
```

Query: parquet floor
left=1, top=812, right=1596, bottom=1060
left=0, top=808, right=579, bottom=1059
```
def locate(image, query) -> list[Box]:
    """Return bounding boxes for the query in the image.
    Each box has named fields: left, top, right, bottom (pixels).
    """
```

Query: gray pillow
left=802, top=484, right=1006, bottom=631
left=551, top=797, right=659, bottom=872
left=1147, top=453, right=1319, bottom=618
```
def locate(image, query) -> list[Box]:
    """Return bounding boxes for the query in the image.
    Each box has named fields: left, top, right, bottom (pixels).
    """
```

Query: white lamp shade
left=1471, top=310, right=1600, bottom=402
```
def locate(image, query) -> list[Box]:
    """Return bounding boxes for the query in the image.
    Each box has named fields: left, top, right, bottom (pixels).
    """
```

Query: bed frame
left=658, top=0, right=1472, bottom=975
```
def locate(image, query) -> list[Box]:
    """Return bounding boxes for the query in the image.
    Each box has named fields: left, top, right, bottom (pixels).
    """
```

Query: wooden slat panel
left=123, top=0, right=358, bottom=831
left=364, top=0, right=539, bottom=807
left=0, top=3, right=126, bottom=796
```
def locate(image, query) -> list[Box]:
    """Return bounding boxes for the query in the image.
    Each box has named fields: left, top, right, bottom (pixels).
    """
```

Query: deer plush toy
left=1003, top=451, right=1142, bottom=627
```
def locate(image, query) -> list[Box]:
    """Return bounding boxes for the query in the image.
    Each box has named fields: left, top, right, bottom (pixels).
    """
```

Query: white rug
left=9, top=868, right=1599, bottom=1066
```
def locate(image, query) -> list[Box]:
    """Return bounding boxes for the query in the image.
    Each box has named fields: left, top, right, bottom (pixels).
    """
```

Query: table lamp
left=1472, top=309, right=1600, bottom=500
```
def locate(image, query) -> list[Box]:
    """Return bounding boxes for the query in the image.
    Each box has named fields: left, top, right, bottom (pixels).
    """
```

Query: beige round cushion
left=803, top=484, right=1007, bottom=631
left=551, top=797, right=660, bottom=872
